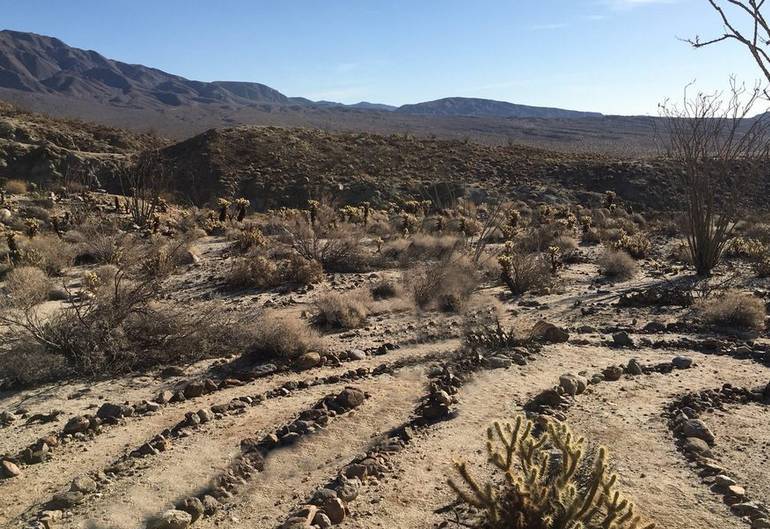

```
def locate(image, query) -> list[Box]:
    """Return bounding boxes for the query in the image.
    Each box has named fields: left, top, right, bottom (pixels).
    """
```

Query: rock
left=336, top=388, right=365, bottom=409
left=727, top=485, right=746, bottom=497
left=486, top=356, right=512, bottom=369
left=715, top=475, right=737, bottom=488
left=612, top=331, right=634, bottom=347
left=683, top=437, right=711, bottom=457
left=732, top=502, right=764, bottom=518
left=752, top=518, right=770, bottom=529
left=643, top=321, right=667, bottom=333
left=626, top=359, right=643, bottom=375
left=289, top=505, right=317, bottom=526
left=96, top=402, right=132, bottom=420
left=51, top=491, right=85, bottom=509
left=559, top=374, right=586, bottom=396
left=682, top=419, right=715, bottom=445
left=321, top=497, right=346, bottom=524
left=183, top=382, right=205, bottom=399
left=310, top=488, right=338, bottom=506
left=149, top=509, right=192, bottom=529
left=161, top=366, right=185, bottom=378
left=348, top=349, right=367, bottom=361
left=336, top=477, right=361, bottom=502
left=63, top=416, right=90, bottom=434
left=295, top=352, right=322, bottom=370
left=0, top=208, right=11, bottom=223
left=177, top=497, right=205, bottom=522
left=672, top=356, right=693, bottom=369
left=70, top=476, right=97, bottom=493
left=201, top=495, right=220, bottom=515
left=156, top=391, right=174, bottom=404
left=530, top=321, right=569, bottom=343
left=603, top=366, right=623, bottom=381
left=313, top=511, right=333, bottom=529
left=0, top=460, right=21, bottom=478
left=197, top=409, right=214, bottom=423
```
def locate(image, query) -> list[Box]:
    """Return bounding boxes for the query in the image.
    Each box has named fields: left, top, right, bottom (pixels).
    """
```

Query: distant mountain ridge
left=0, top=29, right=601, bottom=119
left=397, top=97, right=602, bottom=119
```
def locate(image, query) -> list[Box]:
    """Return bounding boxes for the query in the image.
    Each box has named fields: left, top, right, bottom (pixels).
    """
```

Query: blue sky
left=0, top=0, right=762, bottom=114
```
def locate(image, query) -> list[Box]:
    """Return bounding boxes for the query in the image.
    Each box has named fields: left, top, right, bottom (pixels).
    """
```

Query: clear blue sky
left=0, top=0, right=762, bottom=115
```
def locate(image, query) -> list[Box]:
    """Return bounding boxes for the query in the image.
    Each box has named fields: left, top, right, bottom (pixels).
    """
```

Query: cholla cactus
left=362, top=202, right=370, bottom=226
left=234, top=198, right=250, bottom=222
left=6, top=231, right=21, bottom=264
left=217, top=198, right=231, bottom=222
left=547, top=246, right=562, bottom=274
left=449, top=415, right=655, bottom=529
left=604, top=191, right=616, bottom=208
left=308, top=200, right=320, bottom=226
left=24, top=218, right=40, bottom=238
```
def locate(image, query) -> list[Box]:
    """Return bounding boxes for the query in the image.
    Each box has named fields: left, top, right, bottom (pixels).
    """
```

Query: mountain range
left=0, top=29, right=662, bottom=154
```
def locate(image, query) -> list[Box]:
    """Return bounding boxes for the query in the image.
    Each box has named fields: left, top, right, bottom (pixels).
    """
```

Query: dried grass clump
left=408, top=256, right=479, bottom=312
left=449, top=415, right=655, bottom=529
left=313, top=290, right=371, bottom=329
left=4, top=266, right=51, bottom=307
left=699, top=291, right=766, bottom=331
left=371, top=279, right=402, bottom=300
left=598, top=250, right=637, bottom=280
left=227, top=255, right=279, bottom=289
left=17, top=235, right=76, bottom=276
left=3, top=179, right=28, bottom=194
left=244, top=312, right=323, bottom=361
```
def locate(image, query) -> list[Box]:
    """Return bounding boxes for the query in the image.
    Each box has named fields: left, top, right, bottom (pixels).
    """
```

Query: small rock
left=682, top=419, right=715, bottom=445
left=530, top=321, right=569, bottom=343
left=603, top=366, right=623, bottom=381
left=0, top=460, right=21, bottom=478
left=177, top=497, right=205, bottom=522
left=70, top=476, right=97, bottom=493
left=149, top=509, right=192, bottom=529
left=672, top=356, right=693, bottom=369
left=612, top=331, right=634, bottom=347
left=321, top=497, right=346, bottom=524
left=295, top=352, right=322, bottom=370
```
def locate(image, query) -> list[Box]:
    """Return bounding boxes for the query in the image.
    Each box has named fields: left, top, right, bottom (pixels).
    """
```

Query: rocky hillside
left=0, top=101, right=163, bottom=184
left=157, top=125, right=684, bottom=210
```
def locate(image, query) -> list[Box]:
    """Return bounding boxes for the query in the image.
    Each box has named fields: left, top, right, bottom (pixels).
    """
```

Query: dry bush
left=313, top=289, right=371, bottom=329
left=670, top=240, right=693, bottom=264
left=17, top=235, right=76, bottom=276
left=498, top=247, right=552, bottom=295
left=289, top=218, right=370, bottom=273
left=226, top=255, right=279, bottom=289
left=449, top=416, right=655, bottom=529
left=244, top=311, right=323, bottom=361
left=725, top=236, right=766, bottom=259
left=228, top=224, right=268, bottom=253
left=4, top=179, right=28, bottom=194
left=598, top=249, right=637, bottom=280
left=408, top=255, right=479, bottom=312
left=753, top=257, right=770, bottom=278
left=371, top=279, right=402, bottom=300
left=283, top=253, right=325, bottom=285
left=3, top=266, right=51, bottom=307
left=699, top=291, right=766, bottom=331
left=381, top=234, right=462, bottom=266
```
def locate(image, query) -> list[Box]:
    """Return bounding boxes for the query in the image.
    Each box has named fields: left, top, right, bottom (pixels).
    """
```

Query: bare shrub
left=659, top=80, right=770, bottom=276
left=498, top=247, right=552, bottom=295
left=699, top=291, right=766, bottom=330
left=289, top=217, right=369, bottom=272
left=118, top=150, right=167, bottom=228
left=598, top=249, right=637, bottom=280
left=283, top=253, right=325, bottom=285
left=244, top=311, right=323, bottom=361
left=371, top=279, right=401, bottom=300
left=226, top=255, right=279, bottom=289
left=313, top=290, right=371, bottom=329
left=408, top=255, right=479, bottom=312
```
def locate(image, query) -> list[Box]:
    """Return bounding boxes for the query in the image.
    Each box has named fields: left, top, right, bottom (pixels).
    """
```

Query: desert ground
left=0, top=175, right=769, bottom=529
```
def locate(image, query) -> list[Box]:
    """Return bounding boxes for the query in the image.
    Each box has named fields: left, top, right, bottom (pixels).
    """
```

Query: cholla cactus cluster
left=449, top=416, right=655, bottom=529
left=728, top=236, right=766, bottom=259
left=610, top=231, right=652, bottom=259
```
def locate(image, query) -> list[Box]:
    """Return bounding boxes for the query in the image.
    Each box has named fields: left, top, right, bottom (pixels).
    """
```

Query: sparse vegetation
left=699, top=291, right=766, bottom=331
left=598, top=249, right=638, bottom=279
left=313, top=290, right=371, bottom=329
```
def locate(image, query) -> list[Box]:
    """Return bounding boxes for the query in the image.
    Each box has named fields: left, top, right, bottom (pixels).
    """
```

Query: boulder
left=530, top=321, right=569, bottom=343
left=321, top=497, right=346, bottom=524
left=612, top=331, right=634, bottom=347
left=672, top=356, right=693, bottom=369
left=0, top=460, right=21, bottom=479
left=336, top=388, right=365, bottom=409
left=603, top=366, right=623, bottom=381
left=295, top=352, right=322, bottom=371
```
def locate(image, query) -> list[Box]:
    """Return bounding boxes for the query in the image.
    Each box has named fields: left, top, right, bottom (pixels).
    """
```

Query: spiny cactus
left=604, top=191, right=616, bottom=208
left=216, top=198, right=231, bottom=222
left=449, top=415, right=655, bottom=529
left=23, top=218, right=40, bottom=238
left=234, top=197, right=250, bottom=222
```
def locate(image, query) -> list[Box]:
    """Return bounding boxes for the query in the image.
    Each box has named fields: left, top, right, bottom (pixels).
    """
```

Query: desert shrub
left=699, top=291, right=766, bottom=331
left=371, top=279, right=401, bottom=300
left=3, top=266, right=51, bottom=307
left=449, top=415, right=655, bottom=529
left=408, top=255, right=479, bottom=312
left=753, top=257, right=770, bottom=278
left=598, top=249, right=637, bottom=280
left=229, top=224, right=268, bottom=253
left=283, top=253, right=324, bottom=285
left=610, top=231, right=651, bottom=259
left=498, top=246, right=552, bottom=295
left=582, top=227, right=601, bottom=245
left=244, top=311, right=323, bottom=361
left=313, top=290, right=371, bottom=329
left=669, top=240, right=693, bottom=264
left=76, top=228, right=139, bottom=265
left=0, top=271, right=247, bottom=379
left=17, top=235, right=76, bottom=276
left=289, top=219, right=369, bottom=272
left=383, top=234, right=462, bottom=266
left=4, top=179, right=28, bottom=194
left=226, top=255, right=279, bottom=289
left=138, top=239, right=193, bottom=279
